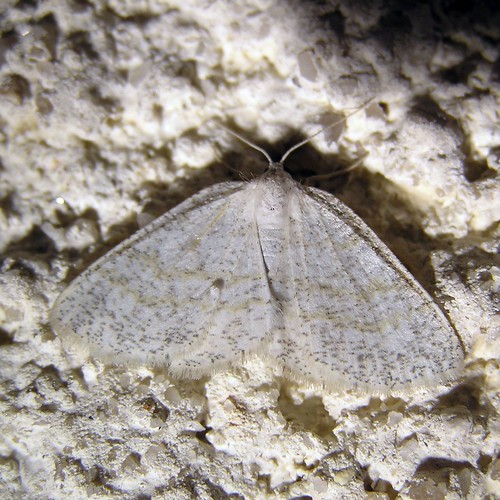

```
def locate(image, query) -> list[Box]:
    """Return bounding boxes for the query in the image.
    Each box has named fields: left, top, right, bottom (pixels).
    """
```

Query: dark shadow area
left=306, top=0, right=500, bottom=45
left=0, top=327, right=14, bottom=346
left=278, top=385, right=337, bottom=439
left=361, top=466, right=399, bottom=498
left=5, top=226, right=56, bottom=257
left=411, top=456, right=476, bottom=497
left=417, top=456, right=474, bottom=472
left=194, top=422, right=213, bottom=446
left=433, top=378, right=491, bottom=418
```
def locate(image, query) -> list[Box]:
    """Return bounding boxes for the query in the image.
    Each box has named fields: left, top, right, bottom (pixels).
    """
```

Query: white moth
left=50, top=130, right=464, bottom=392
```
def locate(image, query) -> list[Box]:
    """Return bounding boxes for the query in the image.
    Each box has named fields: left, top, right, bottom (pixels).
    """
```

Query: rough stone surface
left=0, top=0, right=498, bottom=498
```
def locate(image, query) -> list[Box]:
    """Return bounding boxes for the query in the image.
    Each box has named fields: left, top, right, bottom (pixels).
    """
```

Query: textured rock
left=0, top=0, right=498, bottom=498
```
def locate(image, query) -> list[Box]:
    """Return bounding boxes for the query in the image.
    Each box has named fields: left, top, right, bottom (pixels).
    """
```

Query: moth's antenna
left=218, top=97, right=375, bottom=166
left=279, top=97, right=375, bottom=164
left=219, top=124, right=273, bottom=164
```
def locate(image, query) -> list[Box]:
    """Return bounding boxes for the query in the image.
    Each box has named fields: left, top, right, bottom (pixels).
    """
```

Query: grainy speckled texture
left=0, top=0, right=498, bottom=498
left=50, top=164, right=464, bottom=392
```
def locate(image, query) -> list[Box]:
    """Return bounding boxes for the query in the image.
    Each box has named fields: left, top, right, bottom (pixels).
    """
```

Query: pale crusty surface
left=0, top=0, right=498, bottom=498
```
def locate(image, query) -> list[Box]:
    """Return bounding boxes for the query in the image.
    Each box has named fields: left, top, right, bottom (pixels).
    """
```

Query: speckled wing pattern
left=51, top=181, right=278, bottom=376
left=51, top=165, right=464, bottom=391
left=266, top=178, right=463, bottom=391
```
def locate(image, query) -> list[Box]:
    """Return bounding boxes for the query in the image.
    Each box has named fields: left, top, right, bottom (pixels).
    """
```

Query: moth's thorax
left=253, top=164, right=297, bottom=218
left=253, top=163, right=299, bottom=274
left=255, top=163, right=297, bottom=209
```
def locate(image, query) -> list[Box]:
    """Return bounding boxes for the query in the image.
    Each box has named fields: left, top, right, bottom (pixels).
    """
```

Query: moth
left=51, top=125, right=464, bottom=392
